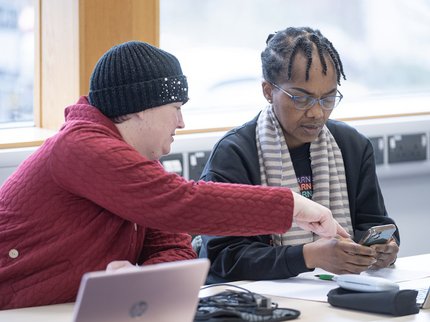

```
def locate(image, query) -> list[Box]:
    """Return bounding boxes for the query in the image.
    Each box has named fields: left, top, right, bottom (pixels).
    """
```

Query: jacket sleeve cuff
left=283, top=244, right=313, bottom=276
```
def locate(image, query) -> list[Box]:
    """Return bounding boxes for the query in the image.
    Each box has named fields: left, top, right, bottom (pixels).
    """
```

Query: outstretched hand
left=292, top=191, right=350, bottom=238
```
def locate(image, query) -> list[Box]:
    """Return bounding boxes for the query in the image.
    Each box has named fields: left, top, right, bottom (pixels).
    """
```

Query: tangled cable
left=194, top=283, right=300, bottom=322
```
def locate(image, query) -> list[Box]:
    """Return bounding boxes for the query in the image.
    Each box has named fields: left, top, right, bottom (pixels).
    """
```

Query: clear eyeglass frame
left=270, top=82, right=343, bottom=111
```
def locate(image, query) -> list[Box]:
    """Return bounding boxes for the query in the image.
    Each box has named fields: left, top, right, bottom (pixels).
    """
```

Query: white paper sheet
left=240, top=265, right=430, bottom=302
left=361, top=266, right=430, bottom=282
left=241, top=268, right=337, bottom=302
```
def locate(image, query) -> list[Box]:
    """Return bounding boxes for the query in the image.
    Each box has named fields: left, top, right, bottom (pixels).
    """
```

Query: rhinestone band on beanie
left=88, top=41, right=188, bottom=118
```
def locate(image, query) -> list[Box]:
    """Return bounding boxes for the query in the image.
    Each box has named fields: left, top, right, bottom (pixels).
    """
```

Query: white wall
left=379, top=175, right=430, bottom=257
left=0, top=146, right=37, bottom=183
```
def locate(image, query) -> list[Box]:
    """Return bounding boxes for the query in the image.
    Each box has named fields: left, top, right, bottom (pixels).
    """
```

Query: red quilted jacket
left=0, top=97, right=293, bottom=309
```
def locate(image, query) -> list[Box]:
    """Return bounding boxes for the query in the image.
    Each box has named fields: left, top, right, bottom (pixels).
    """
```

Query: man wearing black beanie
left=0, top=41, right=348, bottom=309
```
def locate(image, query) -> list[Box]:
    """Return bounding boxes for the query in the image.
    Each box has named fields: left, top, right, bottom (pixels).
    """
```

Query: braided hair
left=261, top=27, right=346, bottom=85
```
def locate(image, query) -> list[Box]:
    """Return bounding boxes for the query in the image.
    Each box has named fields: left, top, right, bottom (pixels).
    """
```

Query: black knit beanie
left=88, top=41, right=188, bottom=118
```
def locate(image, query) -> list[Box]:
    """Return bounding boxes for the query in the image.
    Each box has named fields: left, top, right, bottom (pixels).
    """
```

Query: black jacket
left=199, top=116, right=399, bottom=284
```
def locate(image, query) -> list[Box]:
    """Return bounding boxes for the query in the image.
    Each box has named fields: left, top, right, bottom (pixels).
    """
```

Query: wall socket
left=188, top=151, right=211, bottom=180
left=388, top=133, right=428, bottom=163
left=369, top=136, right=384, bottom=165
left=160, top=151, right=211, bottom=180
left=160, top=153, right=184, bottom=176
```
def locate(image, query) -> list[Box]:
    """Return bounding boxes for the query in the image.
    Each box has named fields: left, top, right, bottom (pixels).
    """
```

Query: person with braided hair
left=199, top=27, right=400, bottom=283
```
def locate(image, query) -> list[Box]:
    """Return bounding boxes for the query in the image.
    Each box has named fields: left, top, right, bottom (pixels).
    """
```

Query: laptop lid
left=417, top=286, right=430, bottom=309
left=72, top=258, right=210, bottom=322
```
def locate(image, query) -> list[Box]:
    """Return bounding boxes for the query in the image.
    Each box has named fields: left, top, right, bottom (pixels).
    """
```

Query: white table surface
left=1, top=254, right=429, bottom=322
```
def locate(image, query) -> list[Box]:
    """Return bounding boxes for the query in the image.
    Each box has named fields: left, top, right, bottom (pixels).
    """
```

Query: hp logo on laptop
left=129, top=301, right=148, bottom=318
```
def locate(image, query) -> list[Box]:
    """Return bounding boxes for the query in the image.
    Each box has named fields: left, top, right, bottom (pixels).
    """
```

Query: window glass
left=160, top=0, right=430, bottom=130
left=0, top=0, right=34, bottom=128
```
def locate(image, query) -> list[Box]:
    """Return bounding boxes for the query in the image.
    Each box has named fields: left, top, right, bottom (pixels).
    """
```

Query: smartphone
left=358, top=224, right=396, bottom=246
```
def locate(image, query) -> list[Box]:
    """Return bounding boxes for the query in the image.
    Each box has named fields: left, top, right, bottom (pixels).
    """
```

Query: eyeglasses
left=270, top=82, right=343, bottom=111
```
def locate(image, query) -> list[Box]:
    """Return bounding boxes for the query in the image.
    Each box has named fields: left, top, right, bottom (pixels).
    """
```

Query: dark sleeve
left=200, top=235, right=309, bottom=283
left=199, top=125, right=311, bottom=283
left=352, top=139, right=400, bottom=244
left=329, top=120, right=400, bottom=245
left=200, top=127, right=260, bottom=185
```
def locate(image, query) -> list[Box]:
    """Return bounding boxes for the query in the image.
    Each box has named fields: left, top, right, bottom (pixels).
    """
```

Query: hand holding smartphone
left=358, top=224, right=396, bottom=246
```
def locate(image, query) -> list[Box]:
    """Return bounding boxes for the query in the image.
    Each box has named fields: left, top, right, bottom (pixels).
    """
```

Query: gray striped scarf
left=256, top=105, right=353, bottom=246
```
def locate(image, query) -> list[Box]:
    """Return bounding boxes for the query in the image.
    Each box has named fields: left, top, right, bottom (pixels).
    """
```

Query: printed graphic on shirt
left=297, top=175, right=313, bottom=199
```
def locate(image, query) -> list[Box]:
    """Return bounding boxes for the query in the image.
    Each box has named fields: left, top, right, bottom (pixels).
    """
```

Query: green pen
left=315, top=274, right=335, bottom=281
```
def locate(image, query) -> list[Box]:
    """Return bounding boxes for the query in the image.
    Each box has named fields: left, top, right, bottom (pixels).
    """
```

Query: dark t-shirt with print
left=289, top=143, right=313, bottom=199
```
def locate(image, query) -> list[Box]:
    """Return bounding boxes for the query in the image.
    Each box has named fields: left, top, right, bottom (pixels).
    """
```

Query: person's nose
left=177, top=110, right=185, bottom=129
left=306, top=99, right=324, bottom=119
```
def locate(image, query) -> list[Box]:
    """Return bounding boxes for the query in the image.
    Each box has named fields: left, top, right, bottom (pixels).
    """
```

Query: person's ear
left=262, top=81, right=273, bottom=104
left=134, top=110, right=147, bottom=120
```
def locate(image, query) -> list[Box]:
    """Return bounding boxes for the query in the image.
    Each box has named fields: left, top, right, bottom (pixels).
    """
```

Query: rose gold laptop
left=72, top=258, right=210, bottom=322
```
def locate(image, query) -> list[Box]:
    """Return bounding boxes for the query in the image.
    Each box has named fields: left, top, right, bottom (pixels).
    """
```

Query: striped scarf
left=256, top=105, right=353, bottom=246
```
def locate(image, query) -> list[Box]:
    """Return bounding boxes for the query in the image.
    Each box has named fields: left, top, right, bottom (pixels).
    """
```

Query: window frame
left=1, top=0, right=429, bottom=149
left=0, top=0, right=160, bottom=149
